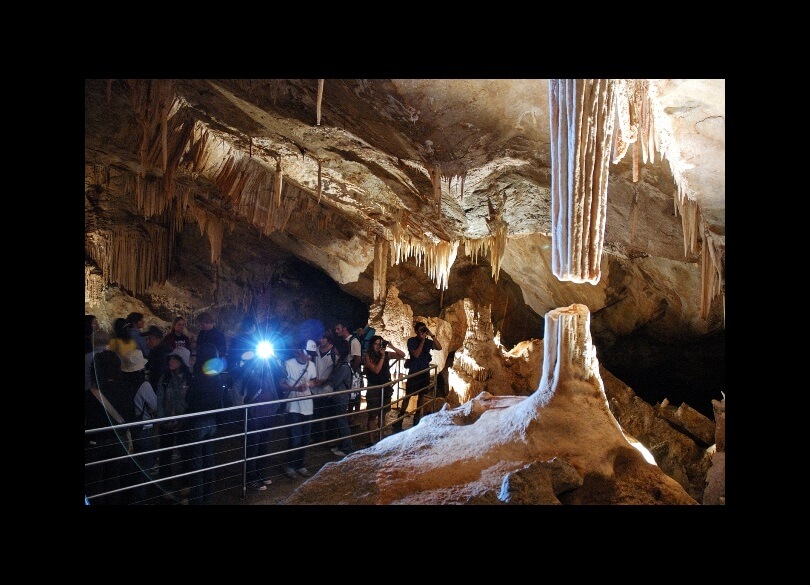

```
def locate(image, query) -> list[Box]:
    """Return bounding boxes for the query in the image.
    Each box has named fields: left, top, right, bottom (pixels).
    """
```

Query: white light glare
left=256, top=340, right=274, bottom=359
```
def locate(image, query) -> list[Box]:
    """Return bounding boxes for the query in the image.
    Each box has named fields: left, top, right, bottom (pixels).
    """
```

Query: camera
left=380, top=339, right=388, bottom=349
left=418, top=326, right=427, bottom=334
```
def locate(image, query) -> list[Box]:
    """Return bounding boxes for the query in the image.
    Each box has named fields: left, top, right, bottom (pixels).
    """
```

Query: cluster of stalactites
left=485, top=191, right=508, bottom=283
left=85, top=264, right=105, bottom=305
left=125, top=79, right=177, bottom=177
left=611, top=79, right=724, bottom=324
left=444, top=171, right=467, bottom=201
left=188, top=205, right=224, bottom=265
left=389, top=222, right=459, bottom=291
left=671, top=155, right=724, bottom=323
left=462, top=232, right=507, bottom=284
left=701, top=231, right=724, bottom=321
left=612, top=79, right=658, bottom=182
left=454, top=353, right=491, bottom=382
left=548, top=79, right=615, bottom=285
left=113, top=80, right=297, bottom=287
left=87, top=224, right=171, bottom=296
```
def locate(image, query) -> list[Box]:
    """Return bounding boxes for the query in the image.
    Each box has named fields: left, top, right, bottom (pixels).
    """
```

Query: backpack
left=330, top=361, right=354, bottom=392
left=350, top=326, right=375, bottom=366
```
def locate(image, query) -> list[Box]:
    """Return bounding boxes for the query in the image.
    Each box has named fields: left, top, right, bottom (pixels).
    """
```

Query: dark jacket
left=197, top=327, right=228, bottom=361
left=146, top=341, right=172, bottom=389
left=185, top=343, right=225, bottom=413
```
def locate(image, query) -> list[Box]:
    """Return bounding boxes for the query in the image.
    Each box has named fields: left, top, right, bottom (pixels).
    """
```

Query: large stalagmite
left=282, top=304, right=696, bottom=505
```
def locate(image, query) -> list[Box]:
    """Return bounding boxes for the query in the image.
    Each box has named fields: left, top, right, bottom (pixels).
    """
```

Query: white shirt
left=312, top=348, right=337, bottom=395
left=284, top=357, right=317, bottom=415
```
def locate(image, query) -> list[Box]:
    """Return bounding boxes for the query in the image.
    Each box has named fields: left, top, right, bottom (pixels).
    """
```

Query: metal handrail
left=84, top=363, right=439, bottom=504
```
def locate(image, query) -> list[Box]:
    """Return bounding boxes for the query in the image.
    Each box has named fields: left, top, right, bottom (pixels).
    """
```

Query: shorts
left=365, top=386, right=393, bottom=413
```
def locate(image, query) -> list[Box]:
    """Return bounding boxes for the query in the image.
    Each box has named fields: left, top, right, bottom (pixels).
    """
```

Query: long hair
left=334, top=337, right=350, bottom=361
left=367, top=335, right=384, bottom=363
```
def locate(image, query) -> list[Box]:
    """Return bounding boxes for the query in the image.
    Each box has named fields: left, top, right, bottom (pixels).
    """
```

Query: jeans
left=187, top=414, right=218, bottom=504
left=329, top=392, right=353, bottom=453
left=245, top=403, right=276, bottom=484
left=310, top=391, right=333, bottom=442
left=286, top=412, right=312, bottom=470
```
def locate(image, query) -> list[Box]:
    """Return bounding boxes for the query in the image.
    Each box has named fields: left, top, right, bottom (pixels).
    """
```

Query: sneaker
left=248, top=482, right=267, bottom=491
left=284, top=466, right=298, bottom=480
left=297, top=467, right=312, bottom=477
left=330, top=447, right=347, bottom=457
left=262, top=479, right=273, bottom=485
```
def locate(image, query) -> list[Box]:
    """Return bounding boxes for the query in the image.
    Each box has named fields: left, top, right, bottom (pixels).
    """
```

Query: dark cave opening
left=595, top=330, right=725, bottom=419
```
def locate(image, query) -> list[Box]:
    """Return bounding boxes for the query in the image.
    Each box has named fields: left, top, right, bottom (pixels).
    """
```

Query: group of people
left=85, top=311, right=228, bottom=505
left=85, top=311, right=441, bottom=505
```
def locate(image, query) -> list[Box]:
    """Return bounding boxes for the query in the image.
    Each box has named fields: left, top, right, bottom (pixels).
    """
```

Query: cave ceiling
left=84, top=79, right=725, bottom=344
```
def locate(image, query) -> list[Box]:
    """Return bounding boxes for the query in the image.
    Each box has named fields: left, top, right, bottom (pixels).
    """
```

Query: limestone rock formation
left=282, top=304, right=697, bottom=505
left=702, top=396, right=725, bottom=505
left=84, top=79, right=726, bottom=503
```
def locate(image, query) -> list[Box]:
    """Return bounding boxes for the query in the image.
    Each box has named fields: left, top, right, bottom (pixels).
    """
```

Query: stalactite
left=162, top=112, right=195, bottom=194
left=172, top=185, right=191, bottom=233
left=274, top=157, right=283, bottom=208
left=161, top=100, right=168, bottom=173
left=133, top=174, right=169, bottom=219
left=389, top=227, right=458, bottom=291
left=373, top=235, right=387, bottom=303
left=85, top=264, right=105, bottom=305
left=464, top=237, right=490, bottom=265
left=548, top=79, right=615, bottom=284
left=126, top=79, right=174, bottom=180
left=612, top=79, right=657, bottom=171
left=455, top=353, right=491, bottom=381
left=485, top=191, right=509, bottom=283
left=674, top=183, right=700, bottom=257
left=316, top=79, right=324, bottom=126
left=277, top=187, right=297, bottom=232
left=92, top=224, right=171, bottom=295
left=213, top=155, right=238, bottom=198
left=188, top=127, right=212, bottom=174
left=189, top=205, right=224, bottom=265
left=700, top=228, right=724, bottom=321
left=431, top=163, right=442, bottom=216
left=645, top=80, right=723, bottom=323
